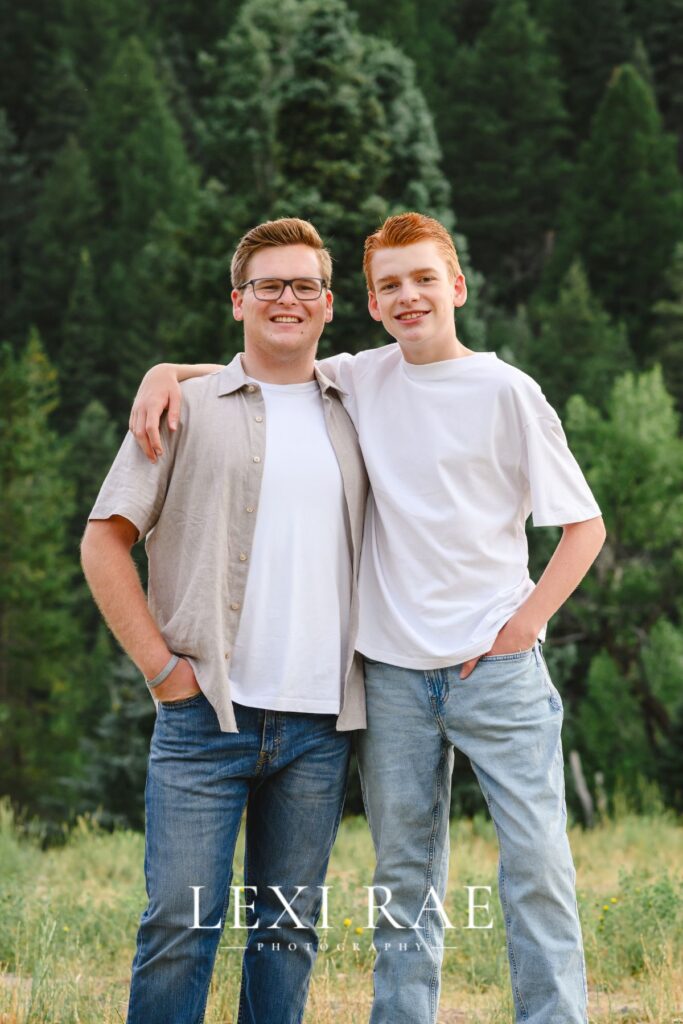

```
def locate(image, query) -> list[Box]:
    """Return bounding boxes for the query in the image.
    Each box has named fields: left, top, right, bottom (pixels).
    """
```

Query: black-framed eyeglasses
left=236, top=277, right=327, bottom=301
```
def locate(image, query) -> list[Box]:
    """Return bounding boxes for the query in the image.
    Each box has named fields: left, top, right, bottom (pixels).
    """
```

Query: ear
left=324, top=288, right=334, bottom=323
left=452, top=273, right=467, bottom=309
left=231, top=288, right=244, bottom=321
left=368, top=291, right=382, bottom=322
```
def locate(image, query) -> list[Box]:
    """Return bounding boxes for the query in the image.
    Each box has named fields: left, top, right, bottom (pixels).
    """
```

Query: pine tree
left=199, top=0, right=482, bottom=354
left=536, top=0, right=633, bottom=146
left=57, top=249, right=107, bottom=430
left=21, top=138, right=100, bottom=357
left=86, top=35, right=198, bottom=270
left=522, top=261, right=634, bottom=412
left=445, top=0, right=570, bottom=305
left=0, top=332, right=84, bottom=814
left=0, top=111, right=29, bottom=346
left=650, top=243, right=683, bottom=413
left=547, top=65, right=683, bottom=354
left=561, top=368, right=683, bottom=803
left=631, top=0, right=683, bottom=166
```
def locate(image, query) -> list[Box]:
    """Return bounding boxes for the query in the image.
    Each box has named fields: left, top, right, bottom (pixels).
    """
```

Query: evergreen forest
left=2, top=0, right=683, bottom=835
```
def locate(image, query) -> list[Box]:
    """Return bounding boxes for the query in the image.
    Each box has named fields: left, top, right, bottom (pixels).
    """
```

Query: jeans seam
left=426, top=671, right=450, bottom=740
left=489, top=802, right=529, bottom=1022
left=197, top=867, right=234, bottom=1024
left=423, top=740, right=448, bottom=1023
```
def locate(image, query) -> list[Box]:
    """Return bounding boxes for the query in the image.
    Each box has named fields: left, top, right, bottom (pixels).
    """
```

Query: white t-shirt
left=229, top=380, right=352, bottom=712
left=324, top=345, right=601, bottom=670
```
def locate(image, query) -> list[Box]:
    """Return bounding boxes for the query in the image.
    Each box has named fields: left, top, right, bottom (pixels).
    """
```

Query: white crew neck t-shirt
left=323, top=345, right=601, bottom=670
left=229, top=379, right=352, bottom=712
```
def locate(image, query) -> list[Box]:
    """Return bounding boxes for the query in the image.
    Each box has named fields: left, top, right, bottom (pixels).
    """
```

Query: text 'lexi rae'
left=189, top=885, right=496, bottom=930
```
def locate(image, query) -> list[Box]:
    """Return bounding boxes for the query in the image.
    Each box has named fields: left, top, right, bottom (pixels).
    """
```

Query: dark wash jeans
left=125, top=694, right=351, bottom=1024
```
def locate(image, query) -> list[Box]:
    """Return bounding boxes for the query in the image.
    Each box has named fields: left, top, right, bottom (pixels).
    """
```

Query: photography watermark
left=187, top=884, right=495, bottom=953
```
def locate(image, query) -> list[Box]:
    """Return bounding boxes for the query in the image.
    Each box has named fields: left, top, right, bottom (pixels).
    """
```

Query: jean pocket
left=159, top=692, right=205, bottom=709
left=479, top=646, right=534, bottom=663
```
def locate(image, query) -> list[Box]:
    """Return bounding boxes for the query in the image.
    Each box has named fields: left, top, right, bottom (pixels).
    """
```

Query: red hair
left=363, top=212, right=461, bottom=290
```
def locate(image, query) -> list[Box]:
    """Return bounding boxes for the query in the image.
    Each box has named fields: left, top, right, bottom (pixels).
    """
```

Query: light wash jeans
left=126, top=695, right=350, bottom=1024
left=357, top=642, right=587, bottom=1024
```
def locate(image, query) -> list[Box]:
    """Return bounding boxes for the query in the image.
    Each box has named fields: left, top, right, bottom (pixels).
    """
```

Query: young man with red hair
left=130, top=213, right=605, bottom=1024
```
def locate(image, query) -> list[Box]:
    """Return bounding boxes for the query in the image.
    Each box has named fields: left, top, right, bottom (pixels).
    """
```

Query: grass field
left=1, top=799, right=681, bottom=1023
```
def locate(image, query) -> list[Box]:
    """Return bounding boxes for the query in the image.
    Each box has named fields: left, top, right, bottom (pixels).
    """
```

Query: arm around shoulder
left=129, top=361, right=222, bottom=462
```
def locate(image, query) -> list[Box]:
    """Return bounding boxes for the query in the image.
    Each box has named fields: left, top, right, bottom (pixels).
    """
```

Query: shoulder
left=485, top=356, right=557, bottom=424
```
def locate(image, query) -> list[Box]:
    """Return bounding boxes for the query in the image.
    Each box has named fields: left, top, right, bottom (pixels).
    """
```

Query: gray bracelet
left=146, top=654, right=180, bottom=689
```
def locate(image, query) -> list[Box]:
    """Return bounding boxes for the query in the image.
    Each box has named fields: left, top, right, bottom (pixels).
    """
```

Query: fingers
left=459, top=656, right=481, bottom=680
left=168, top=389, right=181, bottom=431
left=145, top=410, right=163, bottom=459
left=131, top=406, right=159, bottom=463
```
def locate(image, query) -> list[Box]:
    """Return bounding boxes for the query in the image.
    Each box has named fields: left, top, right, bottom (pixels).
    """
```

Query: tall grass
left=1, top=800, right=681, bottom=1022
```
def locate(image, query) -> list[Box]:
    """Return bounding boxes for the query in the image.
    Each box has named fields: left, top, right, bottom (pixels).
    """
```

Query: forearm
left=81, top=521, right=170, bottom=679
left=169, top=362, right=222, bottom=382
left=517, top=516, right=606, bottom=634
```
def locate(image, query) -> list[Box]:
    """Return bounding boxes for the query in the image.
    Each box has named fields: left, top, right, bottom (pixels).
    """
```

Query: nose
left=396, top=280, right=420, bottom=303
left=277, top=283, right=298, bottom=303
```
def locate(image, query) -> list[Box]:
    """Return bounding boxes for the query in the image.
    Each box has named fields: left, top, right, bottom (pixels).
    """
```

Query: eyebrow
left=375, top=267, right=440, bottom=285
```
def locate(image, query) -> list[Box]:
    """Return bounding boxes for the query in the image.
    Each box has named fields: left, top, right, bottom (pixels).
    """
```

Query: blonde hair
left=231, top=218, right=332, bottom=288
left=363, top=212, right=461, bottom=290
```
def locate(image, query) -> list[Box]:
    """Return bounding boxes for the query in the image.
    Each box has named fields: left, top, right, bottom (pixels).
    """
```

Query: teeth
left=398, top=312, right=427, bottom=320
left=272, top=316, right=300, bottom=323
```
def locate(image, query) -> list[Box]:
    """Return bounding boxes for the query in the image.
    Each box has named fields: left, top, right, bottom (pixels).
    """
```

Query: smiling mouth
left=271, top=316, right=303, bottom=323
left=396, top=311, right=429, bottom=321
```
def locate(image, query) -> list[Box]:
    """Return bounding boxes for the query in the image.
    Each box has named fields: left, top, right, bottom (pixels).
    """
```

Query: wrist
left=140, top=647, right=174, bottom=681
left=510, top=609, right=543, bottom=645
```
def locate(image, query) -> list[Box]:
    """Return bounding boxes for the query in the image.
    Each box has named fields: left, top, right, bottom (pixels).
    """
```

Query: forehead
left=370, top=240, right=449, bottom=281
left=246, top=244, right=322, bottom=279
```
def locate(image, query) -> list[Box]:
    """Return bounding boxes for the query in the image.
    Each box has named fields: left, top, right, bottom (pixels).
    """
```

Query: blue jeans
left=357, top=643, right=587, bottom=1024
left=126, top=695, right=351, bottom=1024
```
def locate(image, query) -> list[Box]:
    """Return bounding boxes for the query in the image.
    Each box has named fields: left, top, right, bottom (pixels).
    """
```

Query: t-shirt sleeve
left=521, top=413, right=602, bottom=528
left=317, top=352, right=360, bottom=425
left=89, top=421, right=177, bottom=539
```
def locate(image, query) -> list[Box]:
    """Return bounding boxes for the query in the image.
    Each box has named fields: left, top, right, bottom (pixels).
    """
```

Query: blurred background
left=1, top=0, right=682, bottom=837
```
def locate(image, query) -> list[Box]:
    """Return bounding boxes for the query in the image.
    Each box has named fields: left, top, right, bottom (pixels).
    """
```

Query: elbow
left=563, top=515, right=607, bottom=553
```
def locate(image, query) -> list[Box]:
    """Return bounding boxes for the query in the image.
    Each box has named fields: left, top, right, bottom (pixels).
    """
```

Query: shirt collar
left=216, top=352, right=347, bottom=398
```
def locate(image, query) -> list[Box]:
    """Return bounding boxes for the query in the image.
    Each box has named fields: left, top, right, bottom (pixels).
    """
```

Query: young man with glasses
left=129, top=212, right=605, bottom=1024
left=82, top=218, right=367, bottom=1024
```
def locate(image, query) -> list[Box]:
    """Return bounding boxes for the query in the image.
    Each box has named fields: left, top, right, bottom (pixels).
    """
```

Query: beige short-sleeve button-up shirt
left=89, top=354, right=368, bottom=733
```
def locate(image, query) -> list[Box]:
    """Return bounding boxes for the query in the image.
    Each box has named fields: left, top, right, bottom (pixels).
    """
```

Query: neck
left=398, top=328, right=474, bottom=365
left=240, top=348, right=316, bottom=385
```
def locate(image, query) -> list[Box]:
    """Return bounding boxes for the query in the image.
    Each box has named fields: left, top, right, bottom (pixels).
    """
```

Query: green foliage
left=445, top=0, right=570, bottom=304
left=632, top=0, right=683, bottom=166
left=193, top=0, right=478, bottom=354
left=57, top=251, right=107, bottom=431
left=536, top=0, right=633, bottom=145
left=2, top=0, right=682, bottom=826
left=547, top=64, right=683, bottom=351
left=75, top=656, right=155, bottom=830
left=563, top=367, right=683, bottom=801
left=592, top=870, right=683, bottom=978
left=0, top=110, right=30, bottom=345
left=0, top=333, right=84, bottom=812
left=576, top=651, right=651, bottom=792
left=522, top=261, right=634, bottom=412
left=20, top=137, right=100, bottom=357
left=85, top=35, right=198, bottom=268
left=650, top=242, right=683, bottom=415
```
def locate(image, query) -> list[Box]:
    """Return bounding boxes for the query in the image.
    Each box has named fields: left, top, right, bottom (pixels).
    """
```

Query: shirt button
left=253, top=455, right=261, bottom=463
left=255, top=415, right=263, bottom=423
left=245, top=506, right=255, bottom=513
left=239, top=553, right=248, bottom=562
left=246, top=384, right=257, bottom=393
left=230, top=602, right=240, bottom=611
